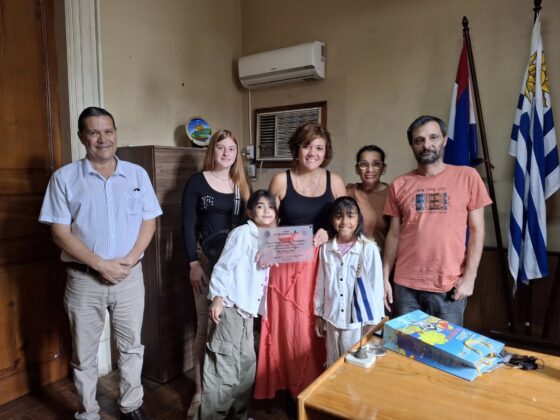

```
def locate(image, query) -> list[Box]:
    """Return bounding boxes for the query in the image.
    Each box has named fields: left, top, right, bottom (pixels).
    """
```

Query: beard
left=414, top=147, right=444, bottom=164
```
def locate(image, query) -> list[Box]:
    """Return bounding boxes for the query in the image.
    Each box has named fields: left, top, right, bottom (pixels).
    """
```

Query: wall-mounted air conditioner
left=238, top=41, right=325, bottom=89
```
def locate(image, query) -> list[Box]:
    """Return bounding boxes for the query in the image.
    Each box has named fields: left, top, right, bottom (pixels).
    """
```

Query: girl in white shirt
left=314, top=196, right=384, bottom=367
left=199, top=189, right=277, bottom=419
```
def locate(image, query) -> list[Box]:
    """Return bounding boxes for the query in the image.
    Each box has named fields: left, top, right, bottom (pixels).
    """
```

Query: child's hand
left=314, top=317, right=326, bottom=338
left=255, top=251, right=278, bottom=269
left=209, top=297, right=224, bottom=324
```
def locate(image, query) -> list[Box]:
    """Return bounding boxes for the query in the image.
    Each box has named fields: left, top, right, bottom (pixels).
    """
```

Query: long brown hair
left=203, top=129, right=251, bottom=204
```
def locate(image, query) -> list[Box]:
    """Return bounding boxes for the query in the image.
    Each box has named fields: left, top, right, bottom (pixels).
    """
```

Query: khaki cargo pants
left=199, top=306, right=255, bottom=420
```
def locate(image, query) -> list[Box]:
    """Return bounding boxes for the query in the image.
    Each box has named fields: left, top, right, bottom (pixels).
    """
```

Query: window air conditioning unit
left=238, top=41, right=325, bottom=89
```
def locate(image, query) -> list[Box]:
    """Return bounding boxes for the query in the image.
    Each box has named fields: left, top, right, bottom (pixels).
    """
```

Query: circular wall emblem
left=186, top=117, right=212, bottom=146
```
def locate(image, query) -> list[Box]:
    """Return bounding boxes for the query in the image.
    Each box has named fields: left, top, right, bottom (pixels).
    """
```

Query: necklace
left=295, top=169, right=322, bottom=196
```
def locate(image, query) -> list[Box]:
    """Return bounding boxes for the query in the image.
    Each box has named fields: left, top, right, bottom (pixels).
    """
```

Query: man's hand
left=95, top=259, right=131, bottom=284
left=384, top=279, right=393, bottom=312
left=189, top=261, right=207, bottom=295
left=382, top=216, right=399, bottom=313
left=209, top=297, right=224, bottom=324
left=314, top=317, right=326, bottom=337
left=452, top=274, right=476, bottom=300
left=119, top=254, right=139, bottom=268
left=452, top=207, right=485, bottom=301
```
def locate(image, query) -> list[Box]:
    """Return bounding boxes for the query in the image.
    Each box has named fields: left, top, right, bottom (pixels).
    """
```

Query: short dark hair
left=328, top=196, right=364, bottom=239
left=355, top=145, right=386, bottom=164
left=247, top=189, right=277, bottom=217
left=288, top=122, right=333, bottom=167
left=78, top=107, right=116, bottom=132
left=406, top=115, right=447, bottom=145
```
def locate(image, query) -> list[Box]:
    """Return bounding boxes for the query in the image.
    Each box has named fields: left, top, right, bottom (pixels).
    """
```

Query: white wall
left=100, top=0, right=244, bottom=147
left=241, top=0, right=560, bottom=250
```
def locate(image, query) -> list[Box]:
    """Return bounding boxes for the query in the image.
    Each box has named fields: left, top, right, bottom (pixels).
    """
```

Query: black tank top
left=278, top=170, right=334, bottom=232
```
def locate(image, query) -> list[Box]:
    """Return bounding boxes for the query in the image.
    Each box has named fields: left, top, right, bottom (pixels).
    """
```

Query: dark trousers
left=393, top=284, right=467, bottom=326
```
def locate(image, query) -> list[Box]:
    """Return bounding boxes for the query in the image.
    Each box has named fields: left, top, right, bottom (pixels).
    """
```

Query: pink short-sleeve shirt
left=384, top=165, right=492, bottom=292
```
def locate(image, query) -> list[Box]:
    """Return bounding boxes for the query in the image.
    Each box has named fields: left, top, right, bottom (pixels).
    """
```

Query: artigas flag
left=445, top=38, right=479, bottom=166
left=351, top=246, right=383, bottom=324
left=509, top=13, right=560, bottom=291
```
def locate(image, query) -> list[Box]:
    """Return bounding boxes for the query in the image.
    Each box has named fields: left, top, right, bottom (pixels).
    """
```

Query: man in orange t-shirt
left=382, top=115, right=492, bottom=325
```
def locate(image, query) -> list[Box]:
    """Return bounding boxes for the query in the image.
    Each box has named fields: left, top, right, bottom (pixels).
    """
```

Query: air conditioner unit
left=238, top=41, right=325, bottom=89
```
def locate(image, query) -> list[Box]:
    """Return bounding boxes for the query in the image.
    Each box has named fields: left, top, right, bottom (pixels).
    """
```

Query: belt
left=66, top=261, right=141, bottom=276
left=67, top=262, right=100, bottom=276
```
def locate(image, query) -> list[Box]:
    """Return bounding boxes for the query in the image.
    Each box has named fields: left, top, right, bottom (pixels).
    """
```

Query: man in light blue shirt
left=39, top=107, right=162, bottom=420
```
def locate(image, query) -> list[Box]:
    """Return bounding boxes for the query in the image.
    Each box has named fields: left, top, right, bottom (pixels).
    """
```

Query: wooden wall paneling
left=527, top=254, right=559, bottom=338
left=115, top=146, right=160, bottom=373
left=116, top=146, right=206, bottom=383
left=464, top=248, right=502, bottom=333
left=507, top=254, right=560, bottom=339
left=154, top=147, right=206, bottom=381
left=542, top=256, right=560, bottom=340
left=467, top=249, right=560, bottom=349
left=0, top=0, right=66, bottom=405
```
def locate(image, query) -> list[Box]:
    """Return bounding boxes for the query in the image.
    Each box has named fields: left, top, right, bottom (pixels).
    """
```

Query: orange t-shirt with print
left=384, top=165, right=492, bottom=293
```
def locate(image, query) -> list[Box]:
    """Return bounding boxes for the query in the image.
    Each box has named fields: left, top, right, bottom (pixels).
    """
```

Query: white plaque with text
left=258, top=225, right=314, bottom=264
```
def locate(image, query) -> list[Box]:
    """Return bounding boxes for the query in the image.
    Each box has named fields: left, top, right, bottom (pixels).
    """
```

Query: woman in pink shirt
left=346, top=145, right=390, bottom=254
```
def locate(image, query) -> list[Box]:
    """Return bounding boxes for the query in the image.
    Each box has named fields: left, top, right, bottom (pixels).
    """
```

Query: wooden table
left=298, top=335, right=560, bottom=419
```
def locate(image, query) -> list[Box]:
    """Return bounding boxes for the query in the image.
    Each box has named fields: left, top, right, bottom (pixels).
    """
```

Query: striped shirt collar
left=81, top=156, right=126, bottom=178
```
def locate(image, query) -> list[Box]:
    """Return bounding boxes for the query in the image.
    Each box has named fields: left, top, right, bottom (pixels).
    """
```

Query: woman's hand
left=313, top=228, right=329, bottom=247
left=314, top=317, right=326, bottom=338
left=189, top=261, right=207, bottom=295
left=209, top=297, right=224, bottom=324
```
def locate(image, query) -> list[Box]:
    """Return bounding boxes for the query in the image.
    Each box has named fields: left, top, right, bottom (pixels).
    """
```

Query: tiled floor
left=0, top=369, right=291, bottom=419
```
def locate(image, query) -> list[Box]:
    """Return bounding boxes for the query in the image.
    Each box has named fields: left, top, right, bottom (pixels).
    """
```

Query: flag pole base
left=346, top=351, right=376, bottom=368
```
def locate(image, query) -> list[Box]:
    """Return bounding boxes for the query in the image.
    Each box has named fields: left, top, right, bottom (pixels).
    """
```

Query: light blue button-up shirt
left=39, top=157, right=163, bottom=262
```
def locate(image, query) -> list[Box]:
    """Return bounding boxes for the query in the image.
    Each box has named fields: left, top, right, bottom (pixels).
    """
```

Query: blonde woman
left=181, top=129, right=250, bottom=417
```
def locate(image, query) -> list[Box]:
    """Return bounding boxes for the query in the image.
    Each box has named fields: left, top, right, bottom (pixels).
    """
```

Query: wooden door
left=0, top=0, right=67, bottom=404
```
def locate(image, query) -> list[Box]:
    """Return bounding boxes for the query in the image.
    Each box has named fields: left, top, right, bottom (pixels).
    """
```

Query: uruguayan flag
left=509, top=13, right=560, bottom=292
left=445, top=38, right=479, bottom=166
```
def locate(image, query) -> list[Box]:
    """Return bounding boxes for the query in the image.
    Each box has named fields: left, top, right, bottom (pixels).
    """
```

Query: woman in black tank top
left=278, top=168, right=334, bottom=230
left=254, top=123, right=346, bottom=402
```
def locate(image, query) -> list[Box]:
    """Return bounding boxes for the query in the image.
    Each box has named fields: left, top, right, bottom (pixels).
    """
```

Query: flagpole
left=532, top=0, right=558, bottom=341
left=533, top=0, right=542, bottom=22
left=517, top=0, right=543, bottom=338
left=462, top=16, right=516, bottom=332
left=519, top=0, right=543, bottom=339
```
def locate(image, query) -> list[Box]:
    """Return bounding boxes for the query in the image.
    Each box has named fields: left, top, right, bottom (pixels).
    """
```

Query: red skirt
left=254, top=248, right=326, bottom=399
